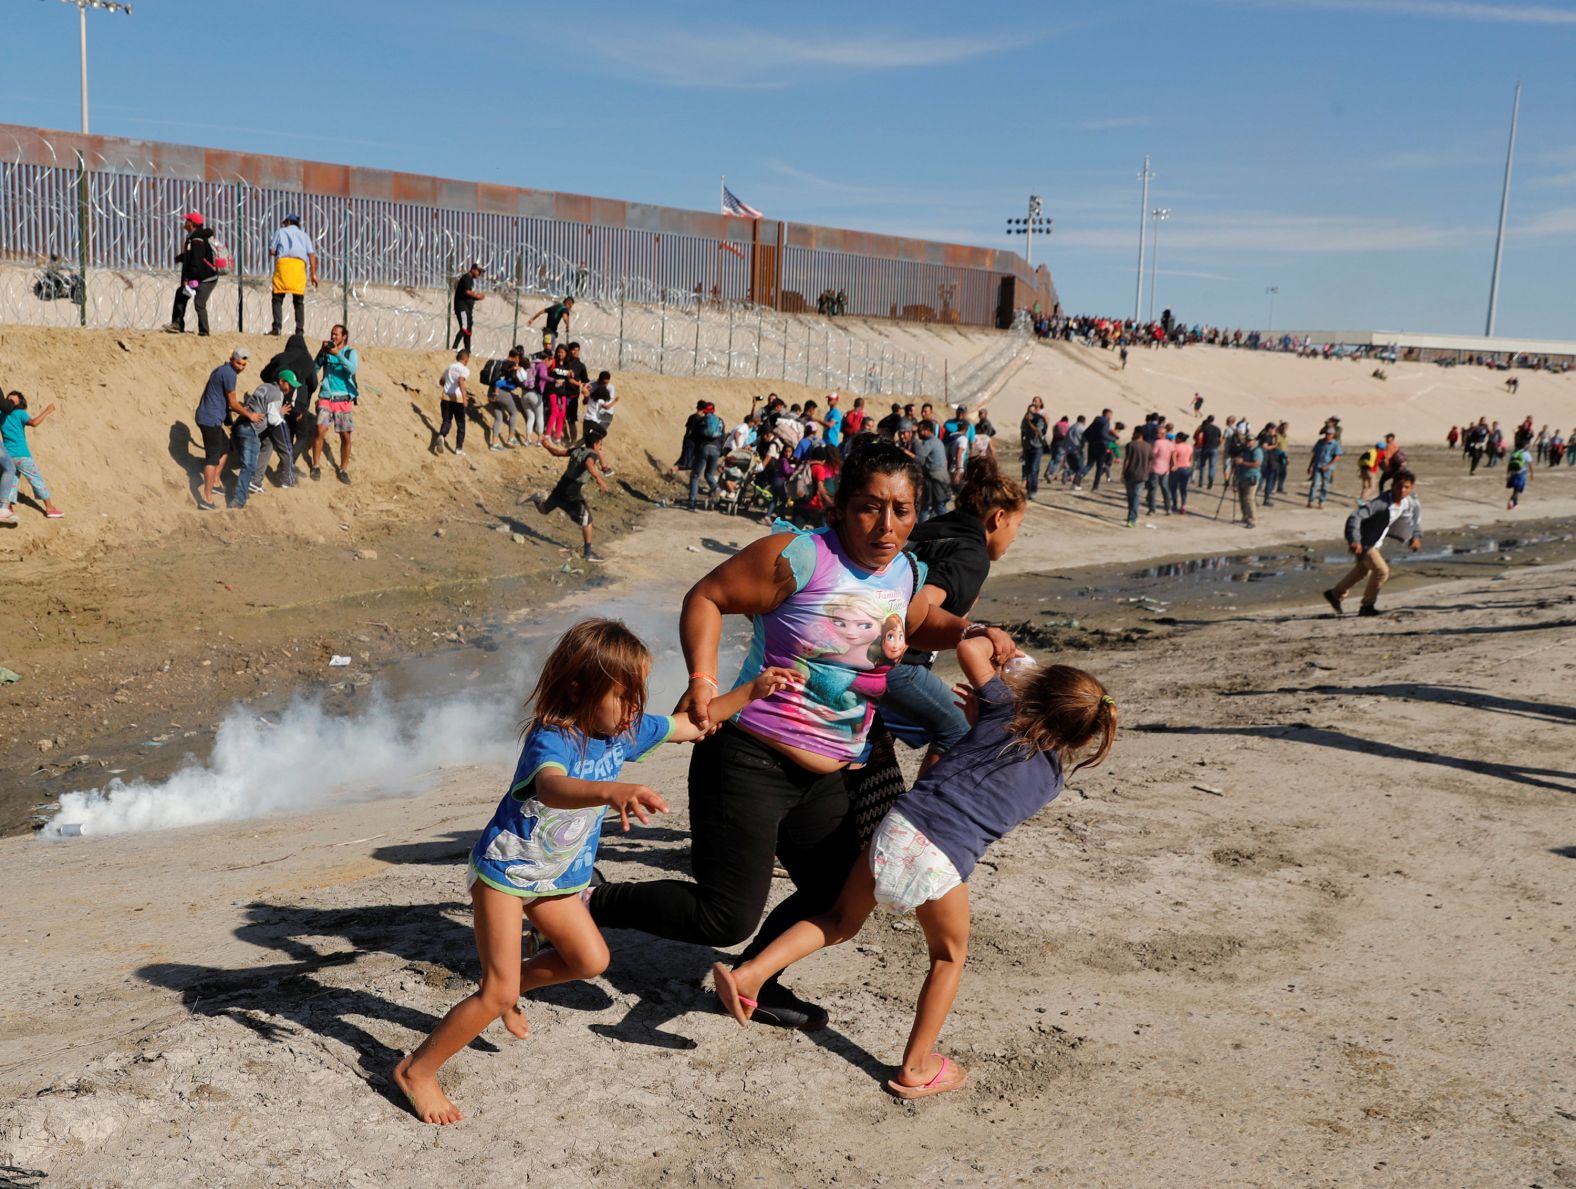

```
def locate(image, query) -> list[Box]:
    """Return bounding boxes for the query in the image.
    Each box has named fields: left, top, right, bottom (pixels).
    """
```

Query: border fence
left=0, top=124, right=1053, bottom=397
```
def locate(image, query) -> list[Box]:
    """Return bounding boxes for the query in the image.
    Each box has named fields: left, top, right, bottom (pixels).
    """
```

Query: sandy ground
left=1, top=533, right=1572, bottom=1186
left=2, top=329, right=1574, bottom=1185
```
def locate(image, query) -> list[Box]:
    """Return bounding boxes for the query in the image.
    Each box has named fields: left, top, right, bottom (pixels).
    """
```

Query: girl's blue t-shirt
left=470, top=713, right=672, bottom=897
left=0, top=409, right=30, bottom=458
left=893, top=677, right=1064, bottom=881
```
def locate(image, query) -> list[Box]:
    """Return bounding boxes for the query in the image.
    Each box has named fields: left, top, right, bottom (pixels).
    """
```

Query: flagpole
left=720, top=175, right=725, bottom=215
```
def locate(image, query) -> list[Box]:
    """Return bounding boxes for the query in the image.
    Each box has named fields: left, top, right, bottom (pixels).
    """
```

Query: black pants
left=269, top=292, right=305, bottom=336
left=438, top=399, right=467, bottom=449
left=171, top=277, right=217, bottom=335
left=590, top=724, right=860, bottom=964
left=452, top=306, right=474, bottom=349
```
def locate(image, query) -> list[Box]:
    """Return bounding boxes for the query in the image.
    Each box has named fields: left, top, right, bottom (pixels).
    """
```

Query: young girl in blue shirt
left=395, top=617, right=799, bottom=1125
left=715, top=637, right=1116, bottom=1100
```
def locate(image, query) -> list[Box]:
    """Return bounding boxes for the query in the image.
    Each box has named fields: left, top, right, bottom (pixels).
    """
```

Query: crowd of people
left=664, top=391, right=1003, bottom=526
left=1014, top=400, right=1368, bottom=529
left=1449, top=415, right=1561, bottom=510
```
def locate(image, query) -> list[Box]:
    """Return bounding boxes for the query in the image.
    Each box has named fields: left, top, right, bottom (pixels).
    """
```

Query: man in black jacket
left=451, top=263, right=485, bottom=350
left=1083, top=408, right=1112, bottom=491
left=1195, top=414, right=1222, bottom=488
left=165, top=212, right=219, bottom=336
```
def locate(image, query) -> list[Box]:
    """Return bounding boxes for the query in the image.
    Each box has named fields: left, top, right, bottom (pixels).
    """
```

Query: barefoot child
left=714, top=639, right=1117, bottom=1100
left=394, top=618, right=800, bottom=1125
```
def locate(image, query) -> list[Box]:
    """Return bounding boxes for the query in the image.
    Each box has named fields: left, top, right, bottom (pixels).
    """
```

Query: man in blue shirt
left=1233, top=437, right=1264, bottom=529
left=1306, top=425, right=1343, bottom=508
left=822, top=392, right=843, bottom=448
left=268, top=214, right=318, bottom=337
left=194, top=347, right=252, bottom=510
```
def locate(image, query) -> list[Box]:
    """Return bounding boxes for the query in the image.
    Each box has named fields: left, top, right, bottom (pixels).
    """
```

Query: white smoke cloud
left=37, top=592, right=726, bottom=840
left=43, top=690, right=516, bottom=838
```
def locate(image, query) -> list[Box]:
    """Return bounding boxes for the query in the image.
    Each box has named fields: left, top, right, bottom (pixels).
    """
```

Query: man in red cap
left=165, top=212, right=221, bottom=336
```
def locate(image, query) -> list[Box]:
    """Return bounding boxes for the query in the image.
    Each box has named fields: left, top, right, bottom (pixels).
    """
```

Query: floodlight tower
left=54, top=0, right=134, bottom=135
left=1005, top=194, right=1052, bottom=266
left=1147, top=208, right=1170, bottom=323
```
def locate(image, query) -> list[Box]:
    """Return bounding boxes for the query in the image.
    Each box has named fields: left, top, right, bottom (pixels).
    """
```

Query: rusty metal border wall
left=0, top=122, right=1056, bottom=326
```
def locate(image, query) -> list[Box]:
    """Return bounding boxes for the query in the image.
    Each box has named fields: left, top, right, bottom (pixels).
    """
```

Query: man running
left=528, top=295, right=574, bottom=350
left=1505, top=444, right=1533, bottom=510
left=531, top=421, right=609, bottom=562
left=1324, top=469, right=1422, bottom=618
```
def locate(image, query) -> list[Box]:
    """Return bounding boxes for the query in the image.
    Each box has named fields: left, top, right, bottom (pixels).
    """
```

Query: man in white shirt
left=437, top=349, right=472, bottom=456
left=725, top=413, right=758, bottom=454
left=268, top=214, right=318, bottom=337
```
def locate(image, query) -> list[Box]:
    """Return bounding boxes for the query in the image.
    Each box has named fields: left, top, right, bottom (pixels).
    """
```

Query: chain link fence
left=0, top=138, right=1028, bottom=399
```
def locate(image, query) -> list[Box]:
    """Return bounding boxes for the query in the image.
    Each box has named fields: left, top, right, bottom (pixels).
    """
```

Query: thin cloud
left=1056, top=211, right=1477, bottom=253
left=1516, top=206, right=1576, bottom=237
left=1080, top=115, right=1154, bottom=131
left=568, top=25, right=1027, bottom=88
left=1161, top=269, right=1236, bottom=281
left=1249, top=0, right=1576, bottom=23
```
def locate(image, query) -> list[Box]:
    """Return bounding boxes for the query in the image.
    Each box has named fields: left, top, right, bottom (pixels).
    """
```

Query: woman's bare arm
left=678, top=534, right=799, bottom=731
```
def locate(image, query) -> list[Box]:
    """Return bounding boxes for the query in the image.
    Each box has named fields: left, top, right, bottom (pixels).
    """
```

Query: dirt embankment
left=0, top=325, right=840, bottom=832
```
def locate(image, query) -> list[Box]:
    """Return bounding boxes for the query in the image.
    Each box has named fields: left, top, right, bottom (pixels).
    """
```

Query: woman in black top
left=876, top=454, right=1028, bottom=769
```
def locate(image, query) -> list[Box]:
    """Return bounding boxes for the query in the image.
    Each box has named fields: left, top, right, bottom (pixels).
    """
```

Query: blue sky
left=6, top=0, right=1576, bottom=338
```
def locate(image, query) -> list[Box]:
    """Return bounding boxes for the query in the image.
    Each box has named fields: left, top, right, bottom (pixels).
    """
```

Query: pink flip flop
left=710, top=962, right=756, bottom=1026
left=886, top=1054, right=968, bottom=1101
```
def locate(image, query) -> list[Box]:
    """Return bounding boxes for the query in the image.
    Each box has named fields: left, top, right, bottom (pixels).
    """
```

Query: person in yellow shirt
left=268, top=213, right=318, bottom=336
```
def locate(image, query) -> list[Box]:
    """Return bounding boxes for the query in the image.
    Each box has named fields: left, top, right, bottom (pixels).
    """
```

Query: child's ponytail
left=954, top=453, right=1027, bottom=521
left=1004, top=664, right=1117, bottom=775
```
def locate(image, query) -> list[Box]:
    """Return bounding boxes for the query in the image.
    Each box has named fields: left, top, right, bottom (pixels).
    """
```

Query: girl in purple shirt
left=715, top=639, right=1117, bottom=1100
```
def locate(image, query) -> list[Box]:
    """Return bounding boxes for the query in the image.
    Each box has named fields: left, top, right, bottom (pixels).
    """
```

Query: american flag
left=721, top=184, right=763, bottom=219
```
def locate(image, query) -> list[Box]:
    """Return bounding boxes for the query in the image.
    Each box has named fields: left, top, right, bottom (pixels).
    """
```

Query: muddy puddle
left=21, top=518, right=1574, bottom=836
left=978, top=515, right=1576, bottom=649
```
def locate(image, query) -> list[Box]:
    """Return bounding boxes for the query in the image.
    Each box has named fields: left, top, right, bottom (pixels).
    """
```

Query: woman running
left=589, top=441, right=1015, bottom=1030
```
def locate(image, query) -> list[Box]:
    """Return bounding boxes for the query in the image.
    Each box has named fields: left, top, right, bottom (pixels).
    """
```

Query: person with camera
left=309, top=323, right=359, bottom=485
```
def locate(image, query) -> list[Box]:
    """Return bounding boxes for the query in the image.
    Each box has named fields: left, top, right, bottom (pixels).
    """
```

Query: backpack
left=479, top=357, right=509, bottom=388
left=701, top=412, right=725, bottom=441
left=1359, top=448, right=1378, bottom=469
left=786, top=459, right=815, bottom=501
left=207, top=234, right=232, bottom=276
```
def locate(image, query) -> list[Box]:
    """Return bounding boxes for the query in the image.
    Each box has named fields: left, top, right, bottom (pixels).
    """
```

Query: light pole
left=55, top=0, right=133, bottom=135
left=1134, top=157, right=1154, bottom=322
left=1005, top=194, right=1052, bottom=266
left=1265, top=286, right=1279, bottom=332
left=1485, top=82, right=1521, bottom=337
left=1146, top=207, right=1170, bottom=323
